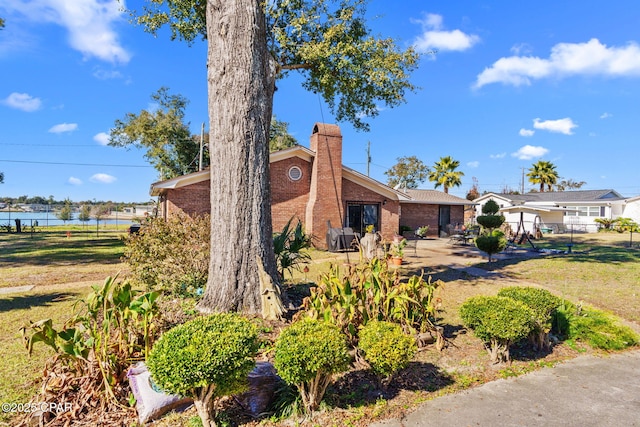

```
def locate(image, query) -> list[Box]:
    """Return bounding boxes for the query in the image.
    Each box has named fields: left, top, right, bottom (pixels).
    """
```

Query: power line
left=0, top=143, right=104, bottom=147
left=0, top=159, right=152, bottom=168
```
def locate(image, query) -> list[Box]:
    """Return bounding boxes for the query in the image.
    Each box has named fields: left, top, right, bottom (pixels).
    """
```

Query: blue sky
left=1, top=1, right=639, bottom=203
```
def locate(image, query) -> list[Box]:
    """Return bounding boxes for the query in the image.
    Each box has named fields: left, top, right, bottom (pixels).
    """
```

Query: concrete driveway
left=370, top=350, right=640, bottom=427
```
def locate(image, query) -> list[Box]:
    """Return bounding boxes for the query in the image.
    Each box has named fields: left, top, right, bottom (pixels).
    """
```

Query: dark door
left=438, top=205, right=451, bottom=237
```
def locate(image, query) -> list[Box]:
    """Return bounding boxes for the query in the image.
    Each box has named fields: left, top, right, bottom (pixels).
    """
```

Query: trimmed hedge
left=460, top=295, right=534, bottom=364
left=274, top=319, right=350, bottom=412
left=358, top=321, right=416, bottom=385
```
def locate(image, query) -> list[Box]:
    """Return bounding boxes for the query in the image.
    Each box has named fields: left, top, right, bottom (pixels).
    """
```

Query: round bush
left=274, top=319, right=350, bottom=386
left=147, top=313, right=259, bottom=398
left=497, top=287, right=561, bottom=329
left=358, top=321, right=416, bottom=380
left=460, top=296, right=534, bottom=344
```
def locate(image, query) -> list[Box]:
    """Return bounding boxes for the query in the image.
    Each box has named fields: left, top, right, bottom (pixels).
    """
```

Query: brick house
left=150, top=123, right=469, bottom=248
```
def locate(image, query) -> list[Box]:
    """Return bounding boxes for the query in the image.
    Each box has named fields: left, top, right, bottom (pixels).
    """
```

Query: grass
left=0, top=231, right=129, bottom=289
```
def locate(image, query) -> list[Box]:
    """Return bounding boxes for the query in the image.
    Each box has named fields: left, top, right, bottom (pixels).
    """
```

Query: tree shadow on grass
left=327, top=361, right=454, bottom=409
left=0, top=292, right=75, bottom=313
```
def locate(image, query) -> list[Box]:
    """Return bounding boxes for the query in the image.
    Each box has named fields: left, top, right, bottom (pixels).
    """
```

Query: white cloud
left=533, top=117, right=577, bottom=135
left=2, top=0, right=130, bottom=63
left=90, top=173, right=117, bottom=184
left=512, top=145, right=549, bottom=160
left=93, top=132, right=110, bottom=145
left=467, top=161, right=479, bottom=168
left=48, top=122, right=78, bottom=133
left=68, top=177, right=82, bottom=185
left=600, top=112, right=612, bottom=119
left=93, top=68, right=124, bottom=80
left=490, top=152, right=506, bottom=159
left=2, top=92, right=42, bottom=112
left=519, top=128, right=535, bottom=137
left=474, top=38, right=640, bottom=88
left=412, top=13, right=480, bottom=54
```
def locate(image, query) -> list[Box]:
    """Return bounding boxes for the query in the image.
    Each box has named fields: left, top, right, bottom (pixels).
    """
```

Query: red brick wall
left=399, top=203, right=465, bottom=238
left=342, top=179, right=400, bottom=242
left=162, top=180, right=210, bottom=218
left=306, top=124, right=343, bottom=248
left=399, top=203, right=438, bottom=238
left=270, top=157, right=312, bottom=233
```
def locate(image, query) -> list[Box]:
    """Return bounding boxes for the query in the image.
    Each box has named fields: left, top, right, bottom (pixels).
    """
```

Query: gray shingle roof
left=404, top=189, right=471, bottom=205
left=491, top=189, right=625, bottom=203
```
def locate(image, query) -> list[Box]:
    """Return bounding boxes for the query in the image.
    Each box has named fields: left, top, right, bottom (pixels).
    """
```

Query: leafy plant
left=21, top=277, right=160, bottom=421
left=358, top=321, right=416, bottom=387
left=273, top=216, right=311, bottom=279
left=460, top=295, right=534, bottom=364
left=147, top=313, right=259, bottom=427
left=497, top=286, right=561, bottom=351
left=123, top=212, right=210, bottom=297
left=415, top=225, right=429, bottom=238
left=614, top=217, right=639, bottom=233
left=594, top=217, right=619, bottom=232
left=298, top=258, right=443, bottom=346
left=391, top=238, right=407, bottom=258
left=273, top=319, right=350, bottom=413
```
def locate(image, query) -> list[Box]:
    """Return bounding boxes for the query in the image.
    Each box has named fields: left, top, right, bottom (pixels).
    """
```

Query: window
left=565, top=206, right=601, bottom=217
left=346, top=203, right=380, bottom=235
left=287, top=166, right=302, bottom=181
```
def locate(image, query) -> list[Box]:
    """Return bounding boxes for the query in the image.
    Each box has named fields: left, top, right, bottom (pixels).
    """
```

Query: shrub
left=123, top=212, right=210, bottom=297
left=147, top=313, right=259, bottom=427
left=460, top=296, right=534, bottom=364
left=497, top=286, right=562, bottom=350
left=475, top=200, right=507, bottom=262
left=273, top=216, right=311, bottom=280
left=273, top=319, right=350, bottom=413
left=553, top=301, right=639, bottom=350
left=475, top=230, right=507, bottom=262
left=358, top=321, right=416, bottom=386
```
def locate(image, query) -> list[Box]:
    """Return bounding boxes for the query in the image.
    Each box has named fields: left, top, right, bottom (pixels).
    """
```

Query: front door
left=346, top=203, right=380, bottom=235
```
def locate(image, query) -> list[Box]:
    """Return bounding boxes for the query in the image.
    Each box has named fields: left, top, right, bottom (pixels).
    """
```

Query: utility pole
left=199, top=122, right=205, bottom=171
left=366, top=141, right=371, bottom=176
left=521, top=167, right=525, bottom=194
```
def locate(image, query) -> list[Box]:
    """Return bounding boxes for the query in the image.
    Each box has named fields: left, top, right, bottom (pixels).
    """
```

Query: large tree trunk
left=197, top=0, right=280, bottom=314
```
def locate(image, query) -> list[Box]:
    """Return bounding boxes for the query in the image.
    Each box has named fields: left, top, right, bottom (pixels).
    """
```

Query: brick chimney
left=305, top=123, right=343, bottom=248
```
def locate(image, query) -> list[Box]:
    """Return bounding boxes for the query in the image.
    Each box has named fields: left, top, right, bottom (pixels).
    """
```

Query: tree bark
left=198, top=0, right=280, bottom=314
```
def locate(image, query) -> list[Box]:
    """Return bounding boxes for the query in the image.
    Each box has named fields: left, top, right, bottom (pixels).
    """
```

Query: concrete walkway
left=370, top=350, right=640, bottom=427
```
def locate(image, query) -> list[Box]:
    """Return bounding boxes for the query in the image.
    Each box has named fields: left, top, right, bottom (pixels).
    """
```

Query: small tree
left=56, top=198, right=73, bottom=224
left=497, top=286, right=562, bottom=351
left=475, top=200, right=507, bottom=262
left=385, top=156, right=429, bottom=189
left=78, top=204, right=92, bottom=223
left=274, top=319, right=350, bottom=413
left=147, top=313, right=259, bottom=427
left=358, top=320, right=416, bottom=387
left=460, top=295, right=534, bottom=364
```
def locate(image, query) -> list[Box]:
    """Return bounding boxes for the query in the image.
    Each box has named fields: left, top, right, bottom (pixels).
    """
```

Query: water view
left=0, top=211, right=134, bottom=227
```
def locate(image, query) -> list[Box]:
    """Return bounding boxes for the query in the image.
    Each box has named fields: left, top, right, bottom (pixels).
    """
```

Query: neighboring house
left=623, top=196, right=640, bottom=223
left=150, top=123, right=470, bottom=249
left=473, top=190, right=635, bottom=233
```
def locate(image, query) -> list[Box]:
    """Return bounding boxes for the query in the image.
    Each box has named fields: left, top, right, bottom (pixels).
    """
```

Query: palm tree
left=428, top=156, right=464, bottom=194
left=527, top=160, right=558, bottom=192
